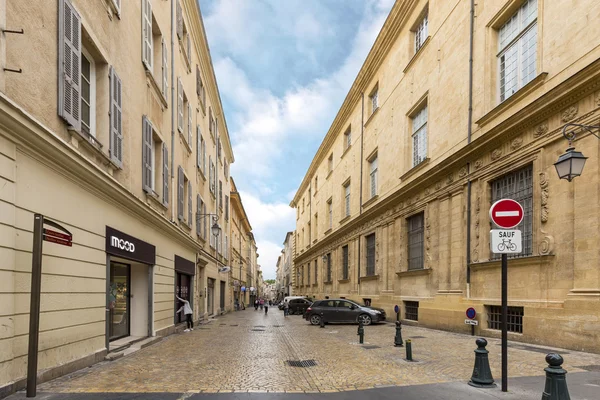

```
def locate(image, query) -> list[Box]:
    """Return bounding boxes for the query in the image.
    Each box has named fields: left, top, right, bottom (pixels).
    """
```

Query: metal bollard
left=406, top=339, right=413, bottom=361
left=394, top=320, right=403, bottom=347
left=320, top=312, right=325, bottom=328
left=541, top=353, right=571, bottom=400
left=357, top=319, right=364, bottom=344
left=468, top=338, right=496, bottom=388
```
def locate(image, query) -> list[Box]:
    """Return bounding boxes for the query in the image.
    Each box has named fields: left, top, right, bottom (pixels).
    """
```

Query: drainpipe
left=466, top=0, right=475, bottom=298
left=170, top=0, right=176, bottom=221
left=357, top=92, right=365, bottom=296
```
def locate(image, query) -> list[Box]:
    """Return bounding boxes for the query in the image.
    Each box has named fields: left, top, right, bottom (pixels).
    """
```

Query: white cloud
left=256, top=240, right=283, bottom=280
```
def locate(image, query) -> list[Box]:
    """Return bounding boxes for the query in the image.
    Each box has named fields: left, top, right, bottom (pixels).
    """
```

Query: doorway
left=175, top=273, right=191, bottom=324
left=207, top=278, right=215, bottom=316
left=220, top=280, right=226, bottom=312
left=109, top=262, right=130, bottom=341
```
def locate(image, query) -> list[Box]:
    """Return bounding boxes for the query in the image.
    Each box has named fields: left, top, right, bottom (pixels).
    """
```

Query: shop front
left=105, top=226, right=156, bottom=348
left=174, top=255, right=195, bottom=324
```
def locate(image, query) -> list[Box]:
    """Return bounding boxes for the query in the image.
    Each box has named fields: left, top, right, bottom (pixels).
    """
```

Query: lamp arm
left=562, top=123, right=600, bottom=144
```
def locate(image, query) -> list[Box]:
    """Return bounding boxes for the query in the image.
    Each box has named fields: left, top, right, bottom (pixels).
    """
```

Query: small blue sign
left=466, top=307, right=476, bottom=320
left=394, top=305, right=399, bottom=314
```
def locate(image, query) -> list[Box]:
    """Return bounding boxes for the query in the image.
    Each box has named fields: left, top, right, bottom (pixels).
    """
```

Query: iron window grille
left=366, top=233, right=376, bottom=276
left=407, top=212, right=425, bottom=270
left=412, top=106, right=427, bottom=167
left=404, top=301, right=419, bottom=321
left=344, top=183, right=351, bottom=217
left=415, top=12, right=428, bottom=52
left=487, top=305, right=524, bottom=333
left=342, top=245, right=349, bottom=280
left=307, top=263, right=310, bottom=285
left=369, top=156, right=378, bottom=198
left=491, top=164, right=533, bottom=259
left=314, top=260, right=318, bottom=284
left=326, top=253, right=332, bottom=282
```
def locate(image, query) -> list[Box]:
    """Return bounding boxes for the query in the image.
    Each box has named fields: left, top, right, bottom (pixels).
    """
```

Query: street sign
left=43, top=228, right=72, bottom=246
left=394, top=305, right=399, bottom=314
left=490, top=229, right=522, bottom=254
left=466, top=307, right=476, bottom=320
left=464, top=319, right=479, bottom=326
left=489, top=199, right=524, bottom=229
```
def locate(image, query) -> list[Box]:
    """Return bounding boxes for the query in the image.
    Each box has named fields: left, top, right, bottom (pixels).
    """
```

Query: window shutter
left=208, top=107, right=213, bottom=136
left=209, top=156, right=213, bottom=192
left=196, top=125, right=201, bottom=168
left=176, top=1, right=183, bottom=39
left=196, top=65, right=200, bottom=96
left=202, top=136, right=206, bottom=174
left=187, top=103, right=192, bottom=144
left=177, top=166, right=184, bottom=220
left=142, top=116, right=152, bottom=193
left=202, top=201, right=207, bottom=239
left=142, top=0, right=153, bottom=71
left=186, top=33, right=191, bottom=65
left=58, top=0, right=81, bottom=132
left=109, top=67, right=123, bottom=167
left=196, top=194, right=201, bottom=236
left=177, top=78, right=183, bottom=132
left=162, top=143, right=168, bottom=205
left=225, top=195, right=229, bottom=220
left=161, top=39, right=168, bottom=96
left=188, top=181, right=192, bottom=225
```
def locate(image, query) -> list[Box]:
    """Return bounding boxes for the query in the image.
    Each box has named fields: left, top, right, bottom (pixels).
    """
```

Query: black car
left=287, top=298, right=312, bottom=315
left=304, top=299, right=386, bottom=325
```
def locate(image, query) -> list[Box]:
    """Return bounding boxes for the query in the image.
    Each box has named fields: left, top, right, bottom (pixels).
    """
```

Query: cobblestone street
left=18, top=308, right=600, bottom=397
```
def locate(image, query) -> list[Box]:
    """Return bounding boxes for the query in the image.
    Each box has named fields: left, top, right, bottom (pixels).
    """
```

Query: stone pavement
left=11, top=308, right=600, bottom=397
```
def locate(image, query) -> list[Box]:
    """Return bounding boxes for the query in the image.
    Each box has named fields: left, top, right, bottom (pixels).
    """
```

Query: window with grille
left=491, top=164, right=532, bottom=259
left=369, top=86, right=378, bottom=115
left=328, top=153, right=333, bottom=173
left=407, top=212, right=425, bottom=270
left=487, top=305, right=523, bottom=333
left=404, top=301, right=419, bottom=321
left=327, top=199, right=333, bottom=230
left=344, top=127, right=351, bottom=151
left=412, top=105, right=427, bottom=167
left=326, top=253, right=332, bottom=282
left=498, top=0, right=537, bottom=102
left=342, top=245, right=349, bottom=280
left=369, top=155, right=378, bottom=198
left=366, top=233, right=376, bottom=276
left=314, top=214, right=318, bottom=239
left=314, top=260, right=318, bottom=284
left=414, top=12, right=428, bottom=52
left=307, top=263, right=310, bottom=285
left=344, top=182, right=351, bottom=217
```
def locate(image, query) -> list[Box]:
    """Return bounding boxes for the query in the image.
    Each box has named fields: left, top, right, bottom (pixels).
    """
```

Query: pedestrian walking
left=260, top=299, right=264, bottom=310
left=283, top=301, right=289, bottom=317
left=254, top=299, right=259, bottom=310
left=175, top=295, right=193, bottom=332
left=264, top=302, right=269, bottom=314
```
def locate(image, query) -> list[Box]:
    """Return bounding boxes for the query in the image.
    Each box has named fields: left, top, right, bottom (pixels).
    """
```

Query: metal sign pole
left=26, top=214, right=44, bottom=398
left=501, top=253, right=508, bottom=392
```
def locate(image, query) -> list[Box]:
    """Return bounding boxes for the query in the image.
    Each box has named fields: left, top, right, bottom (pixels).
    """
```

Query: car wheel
left=358, top=314, right=372, bottom=326
left=310, top=314, right=321, bottom=325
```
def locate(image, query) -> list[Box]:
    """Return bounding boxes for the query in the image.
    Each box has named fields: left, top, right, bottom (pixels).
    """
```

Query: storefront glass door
left=175, top=273, right=191, bottom=324
left=109, top=262, right=130, bottom=341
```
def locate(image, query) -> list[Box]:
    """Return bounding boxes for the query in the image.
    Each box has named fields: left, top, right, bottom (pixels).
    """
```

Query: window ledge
left=396, top=268, right=431, bottom=277
left=145, top=70, right=168, bottom=109
left=400, top=158, right=430, bottom=182
left=338, top=279, right=350, bottom=283
left=341, top=145, right=352, bottom=159
left=362, top=194, right=379, bottom=208
left=312, top=239, right=317, bottom=244
left=326, top=170, right=333, bottom=180
left=179, top=132, right=193, bottom=153
left=403, top=36, right=431, bottom=74
left=339, top=215, right=351, bottom=224
left=145, top=191, right=167, bottom=211
left=67, top=128, right=119, bottom=170
left=359, top=275, right=379, bottom=282
left=324, top=228, right=332, bottom=235
left=179, top=40, right=192, bottom=72
left=324, top=280, right=333, bottom=285
left=470, top=254, right=554, bottom=270
left=364, top=106, right=380, bottom=128
left=476, top=72, right=548, bottom=127
left=198, top=168, right=206, bottom=181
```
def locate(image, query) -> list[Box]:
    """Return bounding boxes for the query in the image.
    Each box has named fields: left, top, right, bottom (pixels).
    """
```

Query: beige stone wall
left=293, top=0, right=600, bottom=352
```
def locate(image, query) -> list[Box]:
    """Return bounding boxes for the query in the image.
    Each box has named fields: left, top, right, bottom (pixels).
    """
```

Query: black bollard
left=468, top=338, right=496, bottom=388
left=320, top=312, right=325, bottom=328
left=357, top=319, right=364, bottom=344
left=541, top=353, right=571, bottom=400
left=394, top=320, right=403, bottom=347
left=406, top=339, right=413, bottom=361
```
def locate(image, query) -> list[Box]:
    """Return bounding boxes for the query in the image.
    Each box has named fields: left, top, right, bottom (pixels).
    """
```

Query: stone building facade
left=292, top=0, right=600, bottom=353
left=0, top=0, right=242, bottom=395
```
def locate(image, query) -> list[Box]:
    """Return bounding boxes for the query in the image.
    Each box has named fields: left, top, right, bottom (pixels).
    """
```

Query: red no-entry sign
left=489, top=199, right=524, bottom=229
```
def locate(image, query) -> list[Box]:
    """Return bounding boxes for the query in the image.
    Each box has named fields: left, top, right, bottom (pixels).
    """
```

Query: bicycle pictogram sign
left=490, top=229, right=522, bottom=254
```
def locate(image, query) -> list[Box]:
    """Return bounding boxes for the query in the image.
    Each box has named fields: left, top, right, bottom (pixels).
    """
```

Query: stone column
left=450, top=189, right=465, bottom=293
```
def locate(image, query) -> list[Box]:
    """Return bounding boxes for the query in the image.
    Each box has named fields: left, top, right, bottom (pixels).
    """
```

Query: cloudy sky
left=200, top=0, right=395, bottom=279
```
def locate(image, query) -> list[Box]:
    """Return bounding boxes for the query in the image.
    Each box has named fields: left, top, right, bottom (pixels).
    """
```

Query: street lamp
left=196, top=212, right=222, bottom=238
left=555, top=123, right=599, bottom=181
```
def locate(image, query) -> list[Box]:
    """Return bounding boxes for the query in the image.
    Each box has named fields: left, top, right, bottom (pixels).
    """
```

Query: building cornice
left=291, top=0, right=416, bottom=206
left=0, top=94, right=203, bottom=252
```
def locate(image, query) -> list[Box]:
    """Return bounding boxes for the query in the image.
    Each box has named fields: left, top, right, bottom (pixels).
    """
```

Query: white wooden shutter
left=142, top=0, right=153, bottom=71
left=188, top=181, right=192, bottom=225
left=58, top=0, right=81, bottom=131
left=177, top=166, right=184, bottom=220
left=161, top=39, right=168, bottom=96
left=142, top=115, right=152, bottom=193
left=177, top=78, right=183, bottom=132
left=209, top=156, right=213, bottom=193
left=196, top=194, right=201, bottom=236
left=203, top=202, right=207, bottom=239
left=162, top=143, right=169, bottom=205
left=109, top=67, right=123, bottom=167
left=202, top=136, right=206, bottom=174
left=187, top=103, right=192, bottom=144
left=196, top=125, right=201, bottom=168
left=176, top=1, right=183, bottom=39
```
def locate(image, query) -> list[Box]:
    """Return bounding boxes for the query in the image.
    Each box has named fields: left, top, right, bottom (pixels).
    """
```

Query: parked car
left=287, top=298, right=312, bottom=315
left=279, top=296, right=311, bottom=310
left=304, top=299, right=386, bottom=326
